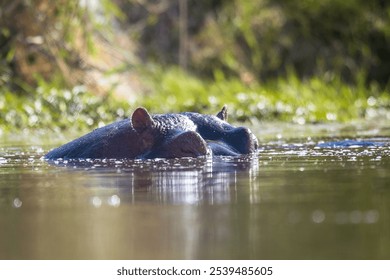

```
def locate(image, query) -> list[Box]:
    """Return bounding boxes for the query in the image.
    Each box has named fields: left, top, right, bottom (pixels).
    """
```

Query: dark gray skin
left=45, top=107, right=209, bottom=159
left=183, top=105, right=258, bottom=155
left=45, top=106, right=259, bottom=160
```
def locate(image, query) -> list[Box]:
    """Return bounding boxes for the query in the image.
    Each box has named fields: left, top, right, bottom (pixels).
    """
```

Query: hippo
left=45, top=106, right=259, bottom=160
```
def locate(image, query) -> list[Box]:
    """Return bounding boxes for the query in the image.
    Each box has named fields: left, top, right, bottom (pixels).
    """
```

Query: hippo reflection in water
left=45, top=106, right=259, bottom=160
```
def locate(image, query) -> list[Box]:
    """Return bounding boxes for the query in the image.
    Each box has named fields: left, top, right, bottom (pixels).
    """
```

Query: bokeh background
left=1, top=0, right=389, bottom=133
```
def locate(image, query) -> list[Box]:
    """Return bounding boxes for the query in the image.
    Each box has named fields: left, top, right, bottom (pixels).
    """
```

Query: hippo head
left=131, top=107, right=209, bottom=159
left=216, top=106, right=259, bottom=155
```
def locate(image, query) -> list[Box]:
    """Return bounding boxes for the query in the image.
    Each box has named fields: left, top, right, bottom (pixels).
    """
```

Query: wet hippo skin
left=183, top=105, right=258, bottom=155
left=45, top=106, right=259, bottom=160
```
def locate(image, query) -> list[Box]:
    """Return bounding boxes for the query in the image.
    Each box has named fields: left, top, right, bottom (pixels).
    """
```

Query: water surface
left=1, top=128, right=390, bottom=259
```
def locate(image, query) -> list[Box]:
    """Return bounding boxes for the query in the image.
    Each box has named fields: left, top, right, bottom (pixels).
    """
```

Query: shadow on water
left=0, top=136, right=390, bottom=259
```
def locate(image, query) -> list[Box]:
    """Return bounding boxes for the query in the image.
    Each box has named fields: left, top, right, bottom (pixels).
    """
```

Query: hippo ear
left=216, top=105, right=228, bottom=121
left=131, top=107, right=155, bottom=133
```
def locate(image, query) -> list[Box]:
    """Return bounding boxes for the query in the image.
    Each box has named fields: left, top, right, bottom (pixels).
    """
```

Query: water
left=1, top=130, right=390, bottom=259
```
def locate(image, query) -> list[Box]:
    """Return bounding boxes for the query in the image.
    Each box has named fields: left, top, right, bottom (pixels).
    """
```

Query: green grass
left=140, top=66, right=390, bottom=123
left=1, top=66, right=389, bottom=135
left=0, top=79, right=130, bottom=134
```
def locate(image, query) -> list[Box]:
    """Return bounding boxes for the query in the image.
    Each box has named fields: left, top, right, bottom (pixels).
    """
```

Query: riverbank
left=1, top=66, right=389, bottom=135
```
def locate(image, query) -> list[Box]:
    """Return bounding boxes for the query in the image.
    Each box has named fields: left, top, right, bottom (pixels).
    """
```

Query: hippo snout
left=143, top=130, right=210, bottom=159
left=226, top=127, right=259, bottom=154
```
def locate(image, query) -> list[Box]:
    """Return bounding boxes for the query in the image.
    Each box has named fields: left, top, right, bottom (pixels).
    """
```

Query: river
left=0, top=122, right=389, bottom=259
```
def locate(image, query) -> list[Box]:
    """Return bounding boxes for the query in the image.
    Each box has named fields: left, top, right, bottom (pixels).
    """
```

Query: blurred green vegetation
left=121, top=0, right=390, bottom=85
left=138, top=65, right=390, bottom=122
left=0, top=77, right=130, bottom=134
left=0, top=0, right=389, bottom=134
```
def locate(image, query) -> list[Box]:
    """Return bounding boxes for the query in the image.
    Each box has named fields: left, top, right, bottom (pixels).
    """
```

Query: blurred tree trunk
left=179, top=0, right=188, bottom=70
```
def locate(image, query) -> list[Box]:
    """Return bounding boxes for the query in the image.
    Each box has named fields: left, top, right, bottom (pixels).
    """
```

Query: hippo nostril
left=224, top=127, right=259, bottom=154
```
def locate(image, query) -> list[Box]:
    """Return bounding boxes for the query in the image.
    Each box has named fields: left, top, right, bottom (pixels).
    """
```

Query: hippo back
left=45, top=119, right=143, bottom=159
left=45, top=112, right=206, bottom=160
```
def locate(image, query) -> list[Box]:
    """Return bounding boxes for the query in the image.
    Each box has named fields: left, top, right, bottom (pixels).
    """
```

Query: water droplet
left=91, top=197, right=102, bottom=208
left=311, top=210, right=325, bottom=224
left=108, top=195, right=120, bottom=207
left=363, top=210, right=379, bottom=224
left=13, top=198, right=22, bottom=208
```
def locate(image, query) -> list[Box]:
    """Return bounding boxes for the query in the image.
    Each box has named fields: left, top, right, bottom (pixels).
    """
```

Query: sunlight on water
left=12, top=198, right=23, bottom=208
left=0, top=136, right=390, bottom=259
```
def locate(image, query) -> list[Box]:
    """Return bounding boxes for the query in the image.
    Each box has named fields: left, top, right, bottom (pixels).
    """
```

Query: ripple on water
left=0, top=157, right=7, bottom=164
left=287, top=209, right=380, bottom=225
left=260, top=137, right=390, bottom=162
left=0, top=134, right=389, bottom=260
